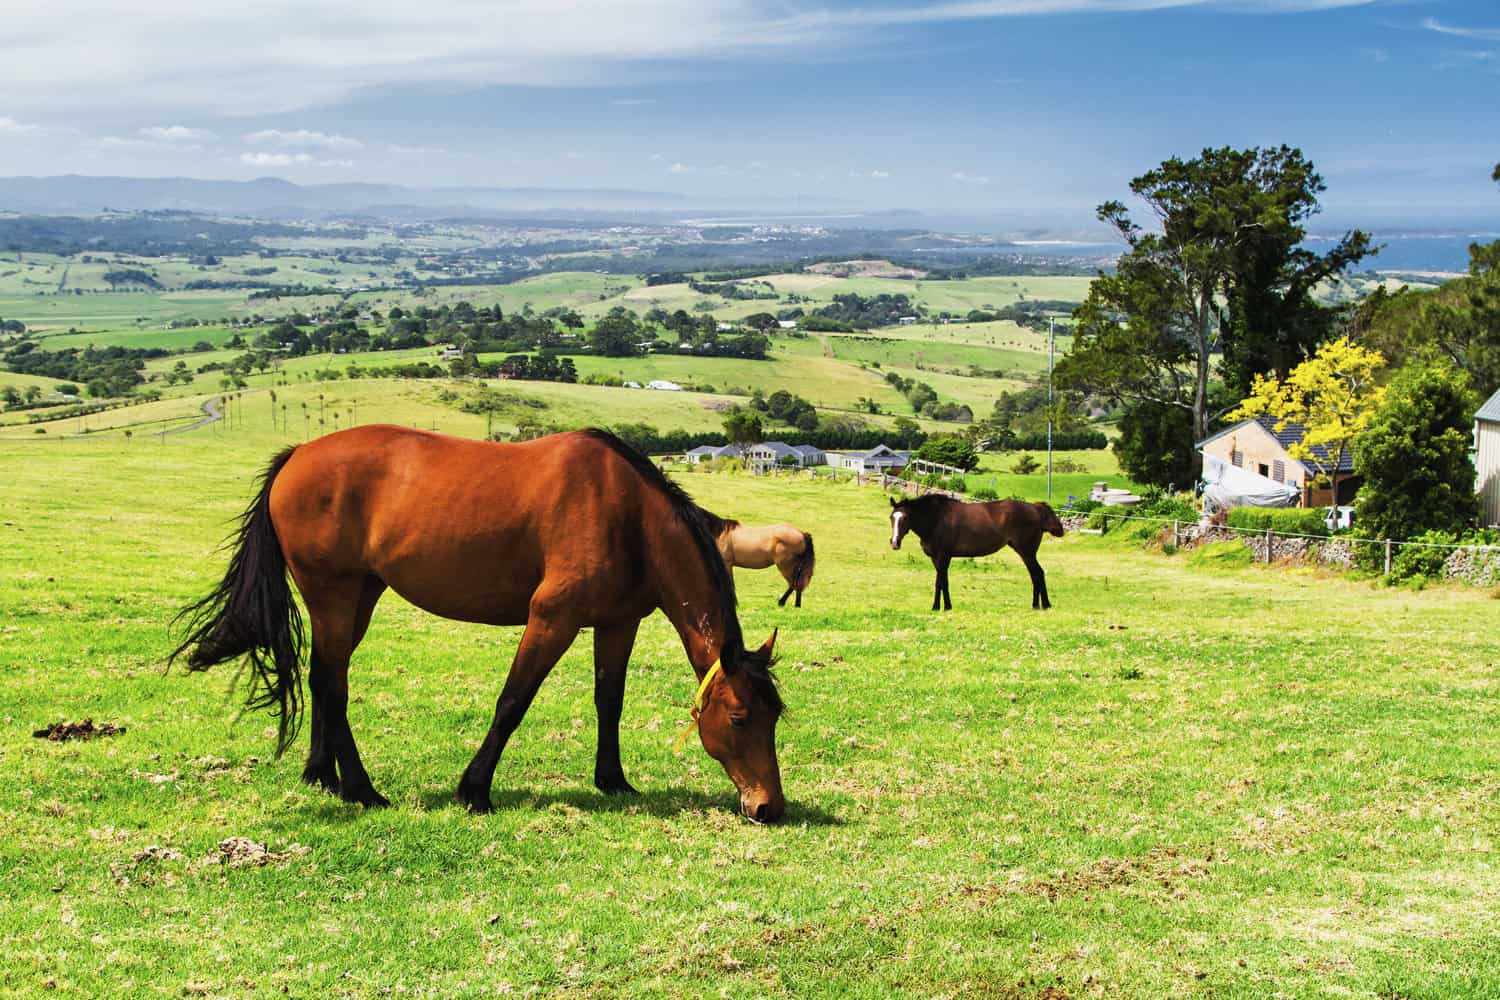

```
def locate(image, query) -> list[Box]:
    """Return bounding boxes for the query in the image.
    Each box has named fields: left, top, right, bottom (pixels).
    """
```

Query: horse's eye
left=730, top=714, right=749, bottom=729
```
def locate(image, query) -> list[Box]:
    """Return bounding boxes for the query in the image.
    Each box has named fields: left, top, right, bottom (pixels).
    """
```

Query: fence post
left=1172, top=519, right=1179, bottom=548
left=1384, top=538, right=1393, bottom=576
left=1265, top=528, right=1273, bottom=564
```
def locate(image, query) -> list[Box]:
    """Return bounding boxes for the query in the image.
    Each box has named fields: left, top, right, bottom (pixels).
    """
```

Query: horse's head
left=889, top=496, right=914, bottom=549
left=1035, top=502, right=1065, bottom=538
left=698, top=629, right=784, bottom=822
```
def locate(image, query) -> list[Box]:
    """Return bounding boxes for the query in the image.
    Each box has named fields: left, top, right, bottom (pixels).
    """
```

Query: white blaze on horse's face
left=890, top=510, right=906, bottom=549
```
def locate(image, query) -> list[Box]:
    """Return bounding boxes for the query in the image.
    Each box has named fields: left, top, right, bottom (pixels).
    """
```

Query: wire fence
left=1066, top=507, right=1500, bottom=577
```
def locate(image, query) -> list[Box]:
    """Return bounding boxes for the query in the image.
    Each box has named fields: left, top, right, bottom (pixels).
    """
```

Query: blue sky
left=1, top=0, right=1496, bottom=231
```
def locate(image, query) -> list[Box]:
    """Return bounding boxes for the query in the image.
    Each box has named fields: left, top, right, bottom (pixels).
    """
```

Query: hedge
left=1226, top=507, right=1330, bottom=538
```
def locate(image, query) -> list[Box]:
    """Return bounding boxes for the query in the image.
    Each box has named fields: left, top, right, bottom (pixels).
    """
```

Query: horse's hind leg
left=304, top=575, right=388, bottom=806
left=931, top=555, right=952, bottom=611
left=940, top=557, right=954, bottom=611
left=457, top=598, right=580, bottom=814
left=592, top=620, right=641, bottom=795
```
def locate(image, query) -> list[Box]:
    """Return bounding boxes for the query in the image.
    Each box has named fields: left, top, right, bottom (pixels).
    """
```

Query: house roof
left=1479, top=387, right=1500, bottom=424
left=750, top=441, right=800, bottom=457
left=1197, top=416, right=1355, bottom=473
left=793, top=444, right=823, bottom=456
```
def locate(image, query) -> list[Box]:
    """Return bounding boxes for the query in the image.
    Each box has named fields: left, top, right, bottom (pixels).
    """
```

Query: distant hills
left=0, top=175, right=692, bottom=219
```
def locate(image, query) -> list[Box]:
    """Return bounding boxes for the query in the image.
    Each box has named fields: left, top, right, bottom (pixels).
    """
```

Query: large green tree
left=1059, top=146, right=1372, bottom=461
left=1112, top=400, right=1198, bottom=489
left=1354, top=364, right=1479, bottom=542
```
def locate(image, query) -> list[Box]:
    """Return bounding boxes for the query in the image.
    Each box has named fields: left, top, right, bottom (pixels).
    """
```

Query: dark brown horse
left=888, top=494, right=1064, bottom=611
left=174, top=426, right=786, bottom=821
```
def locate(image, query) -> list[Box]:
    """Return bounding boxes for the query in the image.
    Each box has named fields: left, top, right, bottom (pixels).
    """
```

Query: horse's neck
left=654, top=521, right=733, bottom=679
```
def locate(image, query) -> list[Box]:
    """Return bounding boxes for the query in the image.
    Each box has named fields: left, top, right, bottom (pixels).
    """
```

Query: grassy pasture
left=2, top=410, right=1498, bottom=998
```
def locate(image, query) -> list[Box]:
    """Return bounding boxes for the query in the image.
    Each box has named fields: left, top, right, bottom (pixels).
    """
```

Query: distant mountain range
left=0, top=174, right=693, bottom=219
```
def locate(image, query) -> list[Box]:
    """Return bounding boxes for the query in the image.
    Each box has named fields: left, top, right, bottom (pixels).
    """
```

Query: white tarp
left=1200, top=454, right=1298, bottom=510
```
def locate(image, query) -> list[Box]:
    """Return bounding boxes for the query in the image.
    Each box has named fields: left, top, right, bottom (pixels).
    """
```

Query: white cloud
left=239, top=151, right=353, bottom=168
left=0, top=116, right=41, bottom=133
left=951, top=170, right=991, bottom=185
left=139, top=124, right=215, bottom=142
left=1422, top=18, right=1500, bottom=43
left=609, top=97, right=657, bottom=106
left=245, top=128, right=362, bottom=150
left=667, top=162, right=694, bottom=174
left=870, top=169, right=892, bottom=179
left=0, top=0, right=1385, bottom=115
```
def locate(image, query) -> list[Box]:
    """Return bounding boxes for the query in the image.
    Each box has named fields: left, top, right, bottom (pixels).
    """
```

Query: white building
left=646, top=380, right=684, bottom=391
left=825, top=444, right=912, bottom=473
left=1477, top=388, right=1500, bottom=526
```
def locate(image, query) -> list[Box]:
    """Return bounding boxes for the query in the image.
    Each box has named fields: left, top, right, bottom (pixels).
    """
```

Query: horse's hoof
left=456, top=784, right=492, bottom=814
left=595, top=774, right=640, bottom=796
left=339, top=783, right=390, bottom=808
left=301, top=762, right=339, bottom=793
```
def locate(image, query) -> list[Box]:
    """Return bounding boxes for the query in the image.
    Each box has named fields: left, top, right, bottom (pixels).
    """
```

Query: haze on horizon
left=1, top=0, right=1497, bottom=232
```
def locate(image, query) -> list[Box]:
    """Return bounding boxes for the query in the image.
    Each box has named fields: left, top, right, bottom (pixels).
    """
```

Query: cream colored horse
left=716, top=520, right=816, bottom=607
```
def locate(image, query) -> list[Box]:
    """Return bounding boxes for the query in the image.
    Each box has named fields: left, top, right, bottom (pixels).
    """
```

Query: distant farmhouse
left=824, top=444, right=913, bottom=474
left=684, top=444, right=742, bottom=463
left=743, top=442, right=825, bottom=472
left=646, top=380, right=683, bottom=391
left=1476, top=388, right=1500, bottom=527
left=683, top=441, right=912, bottom=475
left=1198, top=415, right=1359, bottom=507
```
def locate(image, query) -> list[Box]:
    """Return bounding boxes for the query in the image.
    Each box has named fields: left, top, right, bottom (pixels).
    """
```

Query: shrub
left=1226, top=507, right=1330, bottom=538
left=1011, top=453, right=1040, bottom=474
left=970, top=486, right=999, bottom=500
left=1389, top=530, right=1457, bottom=583
left=1065, top=497, right=1102, bottom=514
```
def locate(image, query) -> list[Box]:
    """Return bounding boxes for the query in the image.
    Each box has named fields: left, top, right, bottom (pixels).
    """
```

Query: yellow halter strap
left=672, top=659, right=722, bottom=754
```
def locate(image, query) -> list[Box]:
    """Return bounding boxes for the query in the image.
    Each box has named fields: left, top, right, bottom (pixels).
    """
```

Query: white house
left=827, top=444, right=912, bottom=474
left=684, top=444, right=742, bottom=464
left=1476, top=388, right=1500, bottom=526
left=743, top=441, right=826, bottom=472
left=646, top=380, right=684, bottom=391
left=777, top=319, right=799, bottom=330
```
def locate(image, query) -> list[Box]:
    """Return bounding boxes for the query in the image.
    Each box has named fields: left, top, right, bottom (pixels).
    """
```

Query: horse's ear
left=759, top=628, right=778, bottom=656
left=889, top=497, right=897, bottom=508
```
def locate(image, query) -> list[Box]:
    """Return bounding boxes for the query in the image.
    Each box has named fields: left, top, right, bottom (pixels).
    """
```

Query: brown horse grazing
left=173, top=426, right=786, bottom=821
left=888, top=495, right=1064, bottom=611
left=714, top=520, right=816, bottom=607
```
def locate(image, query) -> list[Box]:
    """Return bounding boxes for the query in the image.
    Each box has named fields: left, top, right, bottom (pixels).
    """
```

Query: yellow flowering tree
left=1230, top=337, right=1387, bottom=507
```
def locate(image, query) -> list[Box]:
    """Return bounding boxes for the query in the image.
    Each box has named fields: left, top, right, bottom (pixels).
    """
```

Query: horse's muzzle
left=741, top=789, right=785, bottom=823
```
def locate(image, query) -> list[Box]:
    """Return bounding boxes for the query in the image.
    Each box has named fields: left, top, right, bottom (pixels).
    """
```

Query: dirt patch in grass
left=31, top=718, right=126, bottom=741
left=206, top=837, right=309, bottom=869
left=958, top=846, right=1218, bottom=906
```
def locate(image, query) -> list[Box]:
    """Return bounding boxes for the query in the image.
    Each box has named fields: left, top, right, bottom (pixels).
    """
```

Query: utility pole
left=1047, top=317, right=1055, bottom=502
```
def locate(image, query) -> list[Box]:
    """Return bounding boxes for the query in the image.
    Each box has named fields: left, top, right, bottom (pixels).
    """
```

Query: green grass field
left=2, top=406, right=1497, bottom=998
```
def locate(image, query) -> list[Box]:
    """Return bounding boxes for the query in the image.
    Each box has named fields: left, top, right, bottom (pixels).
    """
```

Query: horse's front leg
left=458, top=602, right=579, bottom=814
left=592, top=620, right=641, bottom=795
left=940, top=557, right=954, bottom=611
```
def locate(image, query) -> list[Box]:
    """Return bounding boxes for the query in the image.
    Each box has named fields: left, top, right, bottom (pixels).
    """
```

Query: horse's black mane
left=580, top=430, right=780, bottom=712
left=895, top=493, right=958, bottom=513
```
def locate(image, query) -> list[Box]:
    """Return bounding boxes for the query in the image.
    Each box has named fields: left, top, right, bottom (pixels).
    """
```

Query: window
left=1272, top=459, right=1285, bottom=481
left=1231, top=448, right=1243, bottom=467
left=1258, top=463, right=1270, bottom=477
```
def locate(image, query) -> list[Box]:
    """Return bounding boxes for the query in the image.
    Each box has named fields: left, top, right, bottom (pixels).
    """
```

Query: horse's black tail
left=171, top=447, right=304, bottom=757
left=778, top=532, right=816, bottom=607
